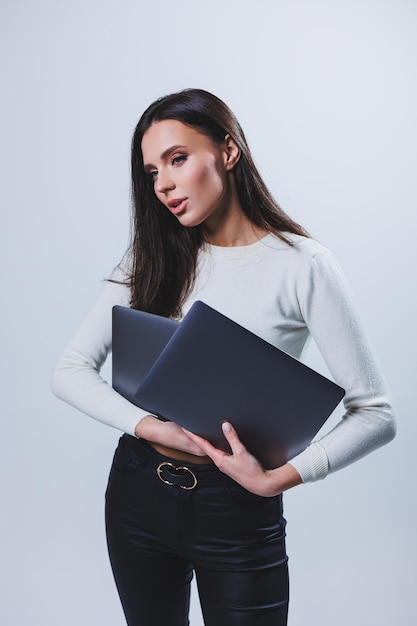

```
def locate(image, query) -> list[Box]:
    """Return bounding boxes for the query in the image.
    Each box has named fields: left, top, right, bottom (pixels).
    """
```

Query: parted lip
left=167, top=197, right=187, bottom=208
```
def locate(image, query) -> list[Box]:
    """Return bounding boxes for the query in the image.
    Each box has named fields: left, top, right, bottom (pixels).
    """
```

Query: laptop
left=113, top=302, right=345, bottom=469
left=112, top=306, right=179, bottom=406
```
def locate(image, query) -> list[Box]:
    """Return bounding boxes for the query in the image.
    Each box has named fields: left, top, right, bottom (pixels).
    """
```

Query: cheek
left=194, top=162, right=224, bottom=197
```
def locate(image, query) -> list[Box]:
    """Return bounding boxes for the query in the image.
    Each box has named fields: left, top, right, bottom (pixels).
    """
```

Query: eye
left=171, top=154, right=187, bottom=166
left=149, top=170, right=158, bottom=180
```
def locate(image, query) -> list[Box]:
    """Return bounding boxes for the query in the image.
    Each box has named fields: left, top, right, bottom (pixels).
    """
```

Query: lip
left=167, top=197, right=188, bottom=215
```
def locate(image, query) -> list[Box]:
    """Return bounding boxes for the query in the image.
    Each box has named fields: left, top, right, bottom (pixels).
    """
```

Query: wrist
left=134, top=414, right=155, bottom=438
left=265, top=463, right=303, bottom=497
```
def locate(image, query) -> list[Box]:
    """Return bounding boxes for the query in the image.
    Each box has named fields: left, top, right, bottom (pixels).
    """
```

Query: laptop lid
left=134, top=301, right=345, bottom=469
left=112, top=305, right=179, bottom=407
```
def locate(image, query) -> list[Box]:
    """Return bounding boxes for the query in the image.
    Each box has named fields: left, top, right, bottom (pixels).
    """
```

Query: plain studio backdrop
left=1, top=1, right=416, bottom=624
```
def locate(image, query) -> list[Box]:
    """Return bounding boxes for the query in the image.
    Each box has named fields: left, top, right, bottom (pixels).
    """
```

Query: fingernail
left=222, top=422, right=231, bottom=433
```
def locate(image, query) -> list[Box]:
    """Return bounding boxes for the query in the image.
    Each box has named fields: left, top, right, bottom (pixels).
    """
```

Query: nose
left=155, top=168, right=175, bottom=194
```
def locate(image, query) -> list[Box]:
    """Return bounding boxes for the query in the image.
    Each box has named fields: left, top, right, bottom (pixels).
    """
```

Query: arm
left=50, top=265, right=206, bottom=456
left=288, top=249, right=396, bottom=483
left=50, top=265, right=151, bottom=435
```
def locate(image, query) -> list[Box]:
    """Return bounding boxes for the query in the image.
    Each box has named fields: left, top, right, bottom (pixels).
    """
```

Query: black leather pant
left=105, top=435, right=289, bottom=626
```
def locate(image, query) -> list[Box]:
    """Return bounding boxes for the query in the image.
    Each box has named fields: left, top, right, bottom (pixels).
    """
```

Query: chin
left=176, top=213, right=205, bottom=228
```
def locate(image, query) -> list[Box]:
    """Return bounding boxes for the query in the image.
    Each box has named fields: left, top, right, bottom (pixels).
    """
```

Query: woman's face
left=141, top=119, right=237, bottom=229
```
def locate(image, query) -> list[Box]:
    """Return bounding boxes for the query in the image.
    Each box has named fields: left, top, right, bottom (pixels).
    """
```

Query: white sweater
left=51, top=233, right=395, bottom=483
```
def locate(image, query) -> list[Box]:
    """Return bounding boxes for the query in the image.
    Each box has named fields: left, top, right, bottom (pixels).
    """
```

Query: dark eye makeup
left=146, top=154, right=188, bottom=180
left=171, top=154, right=187, bottom=166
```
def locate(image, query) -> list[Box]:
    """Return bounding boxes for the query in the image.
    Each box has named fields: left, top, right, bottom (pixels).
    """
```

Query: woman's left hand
left=183, top=421, right=302, bottom=497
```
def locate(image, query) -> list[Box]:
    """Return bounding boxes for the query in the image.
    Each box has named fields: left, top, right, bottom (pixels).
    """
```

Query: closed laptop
left=113, top=301, right=345, bottom=468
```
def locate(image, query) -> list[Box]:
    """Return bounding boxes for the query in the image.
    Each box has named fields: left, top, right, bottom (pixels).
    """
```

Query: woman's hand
left=134, top=415, right=207, bottom=457
left=184, top=422, right=303, bottom=497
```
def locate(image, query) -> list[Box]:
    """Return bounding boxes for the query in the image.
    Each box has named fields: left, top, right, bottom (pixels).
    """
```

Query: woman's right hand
left=134, top=415, right=207, bottom=457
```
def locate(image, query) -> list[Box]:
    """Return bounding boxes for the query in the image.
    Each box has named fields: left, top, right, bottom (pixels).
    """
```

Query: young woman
left=51, top=88, right=396, bottom=626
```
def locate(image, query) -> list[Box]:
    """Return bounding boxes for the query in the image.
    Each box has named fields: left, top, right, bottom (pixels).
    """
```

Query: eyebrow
left=143, top=144, right=187, bottom=171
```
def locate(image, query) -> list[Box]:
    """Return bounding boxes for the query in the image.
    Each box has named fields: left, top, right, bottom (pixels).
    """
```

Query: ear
left=222, top=134, right=241, bottom=171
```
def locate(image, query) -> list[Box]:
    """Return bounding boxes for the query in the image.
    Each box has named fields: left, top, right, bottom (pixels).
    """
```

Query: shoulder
left=262, top=232, right=335, bottom=269
left=89, top=255, right=132, bottom=311
left=261, top=234, right=349, bottom=303
left=110, top=249, right=132, bottom=282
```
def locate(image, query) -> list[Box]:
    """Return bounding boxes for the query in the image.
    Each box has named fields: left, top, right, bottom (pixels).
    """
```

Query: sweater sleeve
left=50, top=266, right=154, bottom=435
left=288, top=249, right=396, bottom=483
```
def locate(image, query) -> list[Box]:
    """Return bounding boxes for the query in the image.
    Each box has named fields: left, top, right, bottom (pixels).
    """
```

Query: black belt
left=124, top=435, right=227, bottom=491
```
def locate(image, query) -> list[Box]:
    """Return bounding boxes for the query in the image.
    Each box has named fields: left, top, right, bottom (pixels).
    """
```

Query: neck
left=204, top=220, right=268, bottom=247
left=202, top=177, right=268, bottom=247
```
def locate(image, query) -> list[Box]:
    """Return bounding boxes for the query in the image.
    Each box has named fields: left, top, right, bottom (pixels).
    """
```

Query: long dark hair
left=126, top=88, right=308, bottom=317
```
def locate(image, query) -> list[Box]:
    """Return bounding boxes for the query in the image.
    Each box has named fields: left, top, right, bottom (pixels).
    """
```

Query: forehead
left=141, top=119, right=214, bottom=162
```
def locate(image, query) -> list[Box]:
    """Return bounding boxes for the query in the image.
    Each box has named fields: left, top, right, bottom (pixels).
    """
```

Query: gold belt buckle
left=157, top=461, right=198, bottom=490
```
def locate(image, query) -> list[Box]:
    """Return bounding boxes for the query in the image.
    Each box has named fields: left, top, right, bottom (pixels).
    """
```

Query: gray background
left=1, top=1, right=416, bottom=624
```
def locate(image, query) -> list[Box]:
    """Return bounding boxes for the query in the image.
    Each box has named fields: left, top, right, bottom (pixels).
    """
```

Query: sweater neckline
left=203, top=233, right=279, bottom=259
